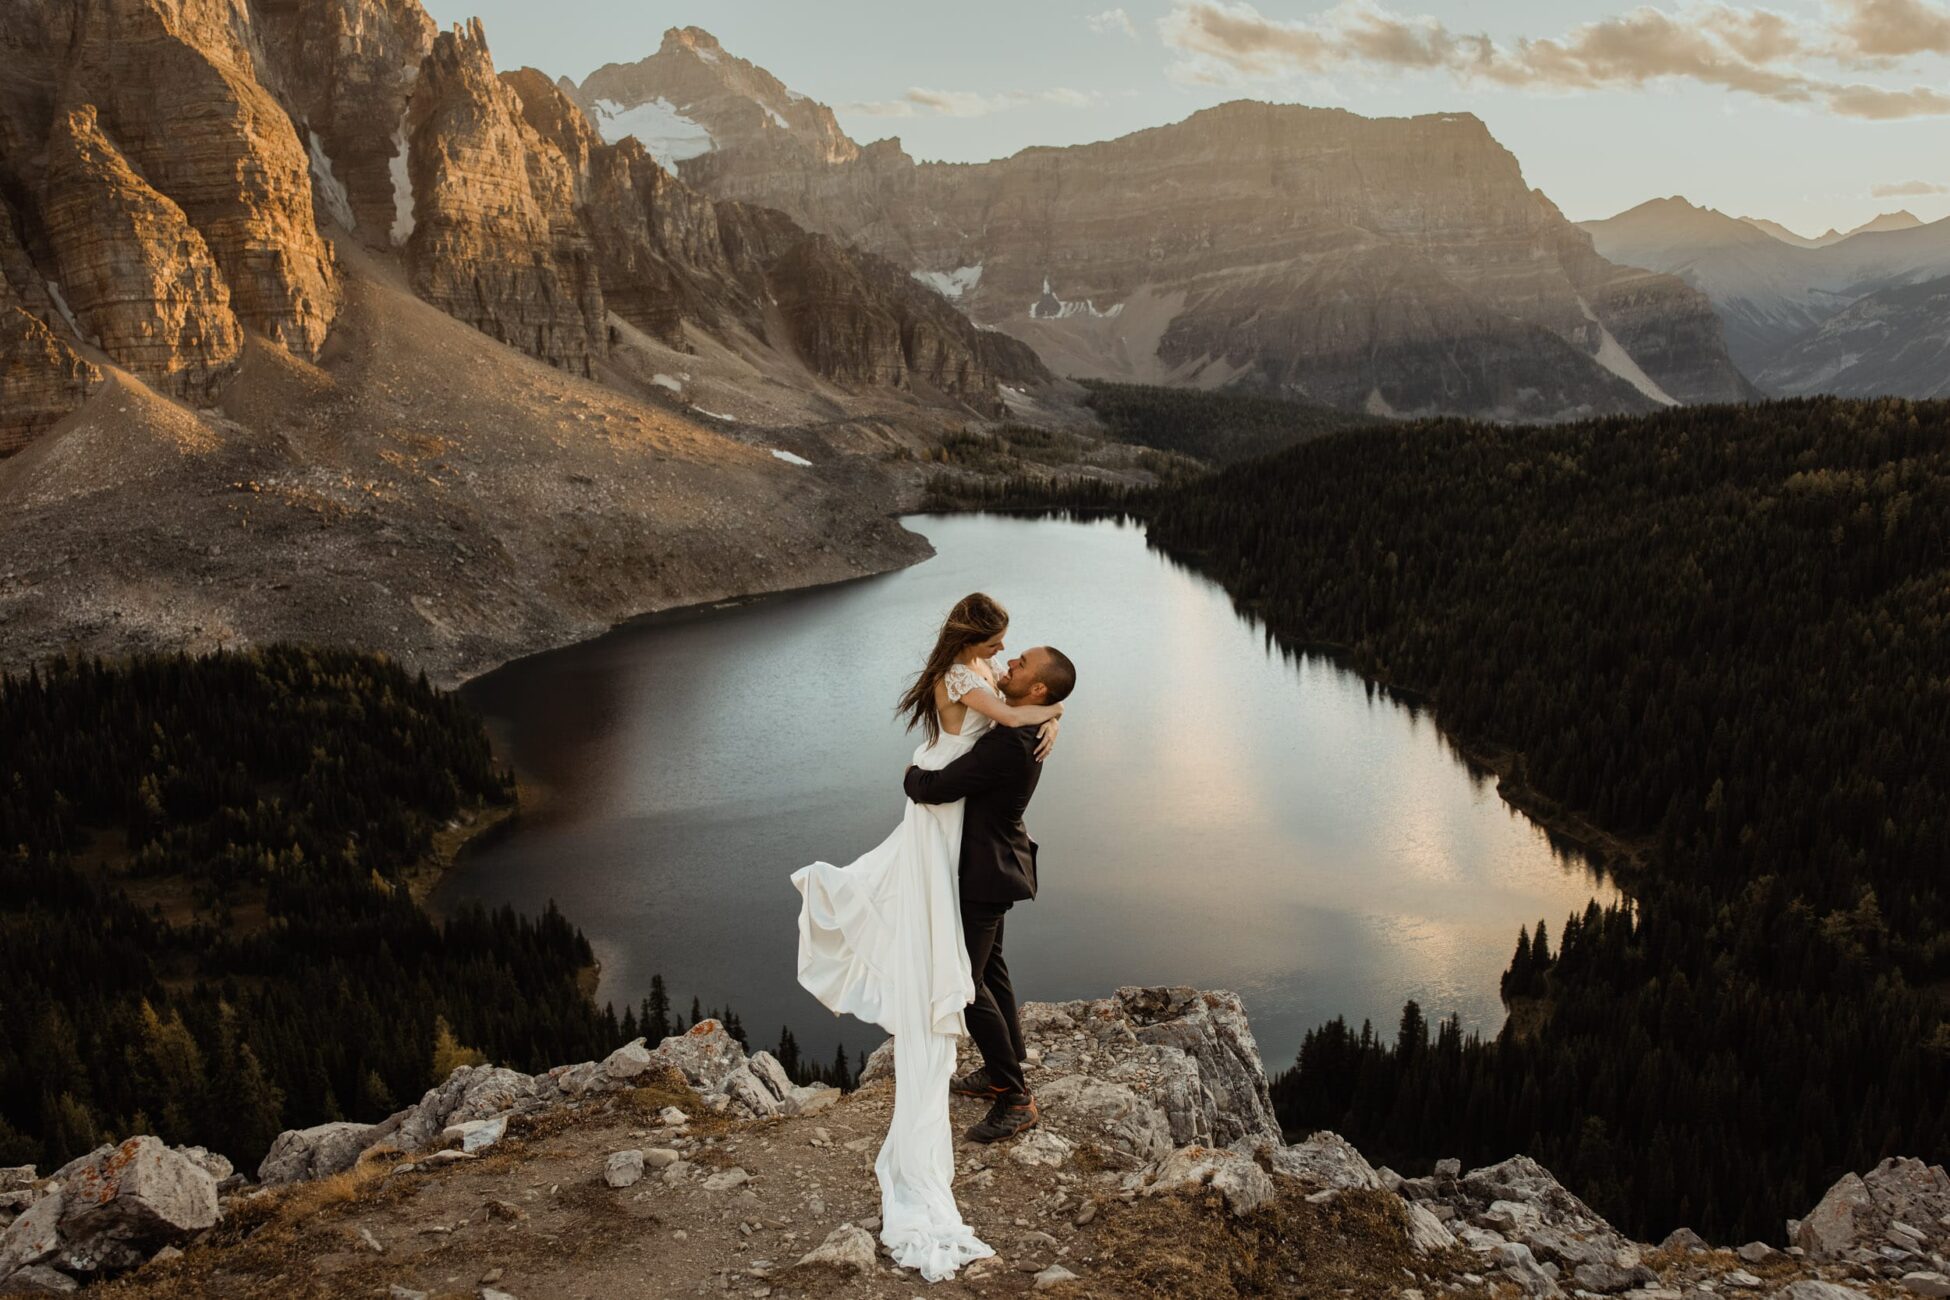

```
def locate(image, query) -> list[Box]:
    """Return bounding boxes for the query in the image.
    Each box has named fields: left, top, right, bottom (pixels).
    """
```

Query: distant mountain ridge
left=565, top=29, right=1757, bottom=423
left=1740, top=209, right=1924, bottom=249
left=1581, top=197, right=1950, bottom=396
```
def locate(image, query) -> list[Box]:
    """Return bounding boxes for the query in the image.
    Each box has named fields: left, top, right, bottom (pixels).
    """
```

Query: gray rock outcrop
left=0, top=1138, right=218, bottom=1290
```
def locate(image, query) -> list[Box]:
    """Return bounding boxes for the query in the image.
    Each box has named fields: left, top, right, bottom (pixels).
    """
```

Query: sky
left=421, top=0, right=1950, bottom=234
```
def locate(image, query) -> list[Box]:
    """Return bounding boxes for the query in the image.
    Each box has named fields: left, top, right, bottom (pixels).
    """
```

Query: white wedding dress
left=790, top=659, right=1004, bottom=1282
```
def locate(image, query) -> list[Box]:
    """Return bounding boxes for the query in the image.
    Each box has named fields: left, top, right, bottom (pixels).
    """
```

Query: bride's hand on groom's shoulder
left=1034, top=716, right=1061, bottom=762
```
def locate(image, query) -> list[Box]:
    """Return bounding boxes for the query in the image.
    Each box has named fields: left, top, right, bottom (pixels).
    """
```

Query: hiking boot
left=964, top=1093, right=1038, bottom=1143
left=950, top=1066, right=1011, bottom=1098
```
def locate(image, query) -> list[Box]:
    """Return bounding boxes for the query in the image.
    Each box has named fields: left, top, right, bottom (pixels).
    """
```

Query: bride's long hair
left=898, top=592, right=1008, bottom=744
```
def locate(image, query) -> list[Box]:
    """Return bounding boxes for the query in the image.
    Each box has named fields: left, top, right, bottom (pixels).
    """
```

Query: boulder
left=1034, top=1264, right=1079, bottom=1289
left=374, top=1064, right=540, bottom=1157
left=49, top=1139, right=217, bottom=1277
left=587, top=1039, right=658, bottom=1089
left=1864, top=1159, right=1950, bottom=1232
left=723, top=1065, right=781, bottom=1119
left=1572, top=1261, right=1639, bottom=1293
left=798, top=1223, right=876, bottom=1274
left=1491, top=1242, right=1562, bottom=1298
left=647, top=1020, right=749, bottom=1094
left=604, top=1151, right=644, bottom=1189
left=0, top=1264, right=78, bottom=1292
left=1265, top=1131, right=1384, bottom=1191
left=1119, top=988, right=1283, bottom=1148
left=1901, top=1272, right=1950, bottom=1297
left=0, top=1188, right=63, bottom=1279
left=1660, top=1227, right=1708, bottom=1251
left=746, top=1051, right=794, bottom=1101
left=1009, top=1131, right=1075, bottom=1169
left=1403, top=1200, right=1459, bottom=1254
left=781, top=1085, right=839, bottom=1117
left=1143, top=1145, right=1275, bottom=1216
left=441, top=1115, right=508, bottom=1154
left=1483, top=1199, right=1545, bottom=1237
left=859, top=1040, right=896, bottom=1086
left=701, top=1167, right=750, bottom=1192
left=1035, top=1074, right=1172, bottom=1164
left=1797, top=1173, right=1877, bottom=1257
left=1780, top=1283, right=1872, bottom=1300
left=257, top=1121, right=382, bottom=1186
left=169, top=1148, right=231, bottom=1185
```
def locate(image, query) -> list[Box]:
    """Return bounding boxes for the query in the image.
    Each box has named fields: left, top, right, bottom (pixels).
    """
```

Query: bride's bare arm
left=960, top=686, right=1063, bottom=730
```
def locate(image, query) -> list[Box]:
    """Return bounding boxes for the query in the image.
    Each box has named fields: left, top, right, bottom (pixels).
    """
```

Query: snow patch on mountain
left=388, top=120, right=415, bottom=247
left=1576, top=296, right=1678, bottom=406
left=1031, top=276, right=1123, bottom=320
left=770, top=448, right=812, bottom=466
left=913, top=265, right=983, bottom=300
left=44, top=281, right=89, bottom=346
left=590, top=97, right=716, bottom=167
left=306, top=132, right=355, bottom=232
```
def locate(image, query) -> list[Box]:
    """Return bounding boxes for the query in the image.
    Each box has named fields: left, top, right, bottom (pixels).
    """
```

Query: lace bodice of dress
left=942, top=655, right=1008, bottom=739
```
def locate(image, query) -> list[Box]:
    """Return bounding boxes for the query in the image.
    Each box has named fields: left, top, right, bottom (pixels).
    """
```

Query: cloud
left=1872, top=178, right=1949, bottom=195
left=846, top=87, right=1103, bottom=118
left=1157, top=0, right=1950, bottom=119
left=1830, top=0, right=1950, bottom=59
left=1088, top=8, right=1138, bottom=37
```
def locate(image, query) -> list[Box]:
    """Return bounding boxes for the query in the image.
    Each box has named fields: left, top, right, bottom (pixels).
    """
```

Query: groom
left=903, top=645, right=1076, bottom=1143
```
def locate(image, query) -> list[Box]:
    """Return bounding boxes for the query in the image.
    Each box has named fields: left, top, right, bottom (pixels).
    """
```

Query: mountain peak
left=575, top=27, right=860, bottom=170
left=660, top=25, right=725, bottom=58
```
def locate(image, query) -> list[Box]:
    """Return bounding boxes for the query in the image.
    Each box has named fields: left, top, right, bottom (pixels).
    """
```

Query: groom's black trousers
left=961, top=899, right=1028, bottom=1097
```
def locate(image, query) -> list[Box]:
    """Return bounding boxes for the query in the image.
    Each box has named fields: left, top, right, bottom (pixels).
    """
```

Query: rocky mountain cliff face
left=573, top=36, right=1755, bottom=421
left=1757, top=272, right=1950, bottom=398
left=1582, top=197, right=1950, bottom=395
left=5, top=987, right=1944, bottom=1298
left=0, top=0, right=1034, bottom=457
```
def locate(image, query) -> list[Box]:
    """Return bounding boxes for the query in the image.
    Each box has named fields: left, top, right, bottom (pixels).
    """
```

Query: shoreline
left=404, top=796, right=521, bottom=913
left=450, top=514, right=938, bottom=693
left=1158, top=562, right=1649, bottom=894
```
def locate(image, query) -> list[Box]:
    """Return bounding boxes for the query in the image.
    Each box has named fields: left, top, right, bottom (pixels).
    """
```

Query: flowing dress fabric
left=790, top=662, right=1003, bottom=1281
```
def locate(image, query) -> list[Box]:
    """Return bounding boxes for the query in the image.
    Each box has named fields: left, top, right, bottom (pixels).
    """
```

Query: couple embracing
left=791, top=593, right=1076, bottom=1281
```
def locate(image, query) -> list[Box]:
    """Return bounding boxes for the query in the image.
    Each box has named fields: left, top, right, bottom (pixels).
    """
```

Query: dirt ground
left=89, top=1073, right=1479, bottom=1300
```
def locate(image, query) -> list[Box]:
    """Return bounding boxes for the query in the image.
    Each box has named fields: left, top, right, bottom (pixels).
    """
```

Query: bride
left=790, top=593, right=1063, bottom=1281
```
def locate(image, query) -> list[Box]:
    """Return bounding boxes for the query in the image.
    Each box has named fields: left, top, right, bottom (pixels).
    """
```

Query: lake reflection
left=436, top=514, right=1613, bottom=1073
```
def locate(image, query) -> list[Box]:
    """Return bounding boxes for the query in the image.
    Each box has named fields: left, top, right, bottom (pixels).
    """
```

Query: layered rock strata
left=250, top=0, right=436, bottom=245
left=58, top=0, right=338, bottom=356
left=401, top=21, right=606, bottom=377
left=41, top=105, right=242, bottom=404
left=504, top=69, right=1047, bottom=405
left=0, top=198, right=102, bottom=452
left=584, top=38, right=1756, bottom=419
left=0, top=0, right=1026, bottom=468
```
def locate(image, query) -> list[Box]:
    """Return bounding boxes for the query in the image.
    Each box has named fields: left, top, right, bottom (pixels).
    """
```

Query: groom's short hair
left=1034, top=647, right=1076, bottom=704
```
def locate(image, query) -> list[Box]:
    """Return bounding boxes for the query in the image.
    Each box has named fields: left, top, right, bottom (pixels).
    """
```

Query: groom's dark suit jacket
left=903, top=723, right=1043, bottom=904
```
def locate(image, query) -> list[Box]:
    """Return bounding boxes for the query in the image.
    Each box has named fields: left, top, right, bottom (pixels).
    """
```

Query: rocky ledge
left=1, top=988, right=1943, bottom=1297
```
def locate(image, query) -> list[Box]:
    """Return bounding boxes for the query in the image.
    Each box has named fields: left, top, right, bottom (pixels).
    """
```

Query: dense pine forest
left=1141, top=396, right=1950, bottom=1241
left=0, top=648, right=833, bottom=1177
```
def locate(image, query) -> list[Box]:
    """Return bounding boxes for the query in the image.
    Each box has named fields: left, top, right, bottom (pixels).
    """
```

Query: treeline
left=0, top=648, right=834, bottom=1175
left=1142, top=396, right=1950, bottom=1240
left=919, top=472, right=1151, bottom=514
left=1079, top=378, right=1372, bottom=465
